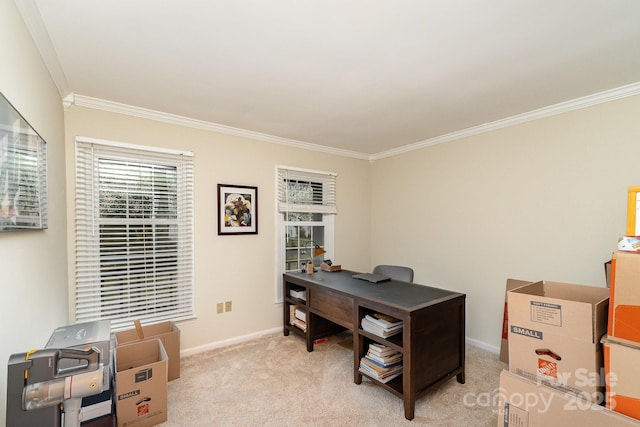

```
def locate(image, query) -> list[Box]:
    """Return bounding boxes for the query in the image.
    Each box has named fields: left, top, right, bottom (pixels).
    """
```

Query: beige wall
left=63, top=106, right=371, bottom=352
left=371, top=94, right=640, bottom=351
left=0, top=0, right=67, bottom=422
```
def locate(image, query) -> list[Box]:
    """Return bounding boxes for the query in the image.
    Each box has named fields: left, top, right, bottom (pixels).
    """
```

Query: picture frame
left=217, top=184, right=258, bottom=235
left=0, top=91, right=48, bottom=232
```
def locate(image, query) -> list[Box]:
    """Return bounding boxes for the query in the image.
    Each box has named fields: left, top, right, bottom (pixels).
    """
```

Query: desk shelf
left=359, top=369, right=404, bottom=397
left=283, top=279, right=345, bottom=352
left=356, top=305, right=406, bottom=396
left=357, top=307, right=404, bottom=348
left=358, top=329, right=403, bottom=351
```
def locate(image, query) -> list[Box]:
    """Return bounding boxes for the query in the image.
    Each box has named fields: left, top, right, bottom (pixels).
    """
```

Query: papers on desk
left=361, top=313, right=403, bottom=338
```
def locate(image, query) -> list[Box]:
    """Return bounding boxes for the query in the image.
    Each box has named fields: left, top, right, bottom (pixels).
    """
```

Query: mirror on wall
left=0, top=91, right=47, bottom=231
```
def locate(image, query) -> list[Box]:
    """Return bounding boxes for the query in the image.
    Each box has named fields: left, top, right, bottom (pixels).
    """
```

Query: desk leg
left=306, top=319, right=314, bottom=352
left=403, top=319, right=415, bottom=421
left=354, top=331, right=362, bottom=384
left=404, top=398, right=415, bottom=421
left=354, top=372, right=362, bottom=384
left=457, top=300, right=466, bottom=384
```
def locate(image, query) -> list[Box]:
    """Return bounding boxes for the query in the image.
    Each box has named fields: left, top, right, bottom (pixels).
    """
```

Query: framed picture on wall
left=217, top=184, right=258, bottom=235
left=0, top=91, right=48, bottom=232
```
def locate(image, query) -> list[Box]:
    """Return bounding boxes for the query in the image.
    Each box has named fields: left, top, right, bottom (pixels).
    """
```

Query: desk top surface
left=284, top=269, right=465, bottom=311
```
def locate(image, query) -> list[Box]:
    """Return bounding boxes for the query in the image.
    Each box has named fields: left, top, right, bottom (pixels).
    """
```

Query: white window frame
left=275, top=165, right=336, bottom=302
left=74, top=136, right=195, bottom=329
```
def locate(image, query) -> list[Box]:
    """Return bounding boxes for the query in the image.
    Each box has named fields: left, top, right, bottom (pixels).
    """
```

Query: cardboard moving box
left=602, top=336, right=640, bottom=421
left=609, top=251, right=640, bottom=344
left=115, top=339, right=168, bottom=427
left=507, top=281, right=609, bottom=401
left=115, top=320, right=180, bottom=381
left=497, top=370, right=640, bottom=427
left=500, top=279, right=532, bottom=363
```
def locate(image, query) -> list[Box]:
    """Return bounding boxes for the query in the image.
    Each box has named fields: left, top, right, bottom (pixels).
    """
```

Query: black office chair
left=372, top=265, right=414, bottom=282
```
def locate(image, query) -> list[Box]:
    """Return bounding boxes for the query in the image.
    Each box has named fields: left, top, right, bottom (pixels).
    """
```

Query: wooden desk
left=283, top=270, right=466, bottom=420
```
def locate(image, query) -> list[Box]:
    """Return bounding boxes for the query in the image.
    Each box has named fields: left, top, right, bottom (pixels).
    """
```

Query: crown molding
left=15, top=0, right=69, bottom=97
left=65, top=94, right=371, bottom=160
left=65, top=80, right=639, bottom=162
left=371, top=81, right=640, bottom=160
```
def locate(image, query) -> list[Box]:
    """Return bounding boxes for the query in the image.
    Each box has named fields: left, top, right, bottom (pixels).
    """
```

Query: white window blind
left=277, top=166, right=337, bottom=214
left=75, top=138, right=194, bottom=330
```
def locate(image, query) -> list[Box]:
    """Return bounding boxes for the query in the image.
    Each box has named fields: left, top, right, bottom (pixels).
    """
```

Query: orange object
left=608, top=252, right=640, bottom=344
left=612, top=305, right=640, bottom=343
left=626, top=186, right=640, bottom=236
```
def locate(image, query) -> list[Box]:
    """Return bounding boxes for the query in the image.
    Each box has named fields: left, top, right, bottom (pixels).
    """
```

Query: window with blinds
left=275, top=166, right=336, bottom=302
left=277, top=166, right=337, bottom=214
left=75, top=138, right=194, bottom=330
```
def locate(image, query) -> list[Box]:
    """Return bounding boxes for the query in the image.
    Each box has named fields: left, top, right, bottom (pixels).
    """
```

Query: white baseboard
left=180, top=327, right=281, bottom=357
left=466, top=336, right=500, bottom=354
left=181, top=328, right=500, bottom=358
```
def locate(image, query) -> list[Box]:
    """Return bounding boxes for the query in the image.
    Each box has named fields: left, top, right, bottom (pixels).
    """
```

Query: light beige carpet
left=164, top=332, right=506, bottom=426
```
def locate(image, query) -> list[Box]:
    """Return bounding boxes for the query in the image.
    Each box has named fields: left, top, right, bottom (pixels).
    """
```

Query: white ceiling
left=15, top=0, right=640, bottom=157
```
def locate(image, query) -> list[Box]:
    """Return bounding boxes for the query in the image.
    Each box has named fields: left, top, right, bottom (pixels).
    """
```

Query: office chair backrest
left=372, top=265, right=414, bottom=282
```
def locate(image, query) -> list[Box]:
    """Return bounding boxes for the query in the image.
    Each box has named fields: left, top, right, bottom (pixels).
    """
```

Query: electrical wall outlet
left=216, top=302, right=224, bottom=314
left=225, top=301, right=232, bottom=312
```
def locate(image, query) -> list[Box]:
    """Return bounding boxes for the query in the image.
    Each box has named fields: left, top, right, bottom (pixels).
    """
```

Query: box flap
left=510, top=280, right=609, bottom=305
left=116, top=339, right=167, bottom=373
left=134, top=319, right=144, bottom=340
left=508, top=281, right=609, bottom=343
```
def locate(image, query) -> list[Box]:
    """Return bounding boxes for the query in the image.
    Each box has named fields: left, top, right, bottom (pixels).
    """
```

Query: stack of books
left=289, top=287, right=307, bottom=301
left=358, top=343, right=403, bottom=383
left=289, top=305, right=307, bottom=332
left=361, top=312, right=403, bottom=338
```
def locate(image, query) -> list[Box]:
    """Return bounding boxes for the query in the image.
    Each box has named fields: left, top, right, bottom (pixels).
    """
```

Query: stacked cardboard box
left=497, top=279, right=637, bottom=426
left=497, top=370, right=640, bottom=427
left=115, top=320, right=181, bottom=381
left=608, top=251, right=640, bottom=343
left=600, top=251, right=640, bottom=421
left=113, top=320, right=180, bottom=426
left=114, top=339, right=168, bottom=427
left=507, top=280, right=609, bottom=402
left=602, top=337, right=640, bottom=421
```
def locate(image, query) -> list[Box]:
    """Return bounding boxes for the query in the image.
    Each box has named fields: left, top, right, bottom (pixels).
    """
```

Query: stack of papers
left=289, top=287, right=307, bottom=301
left=361, top=313, right=403, bottom=338
left=289, top=305, right=307, bottom=332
